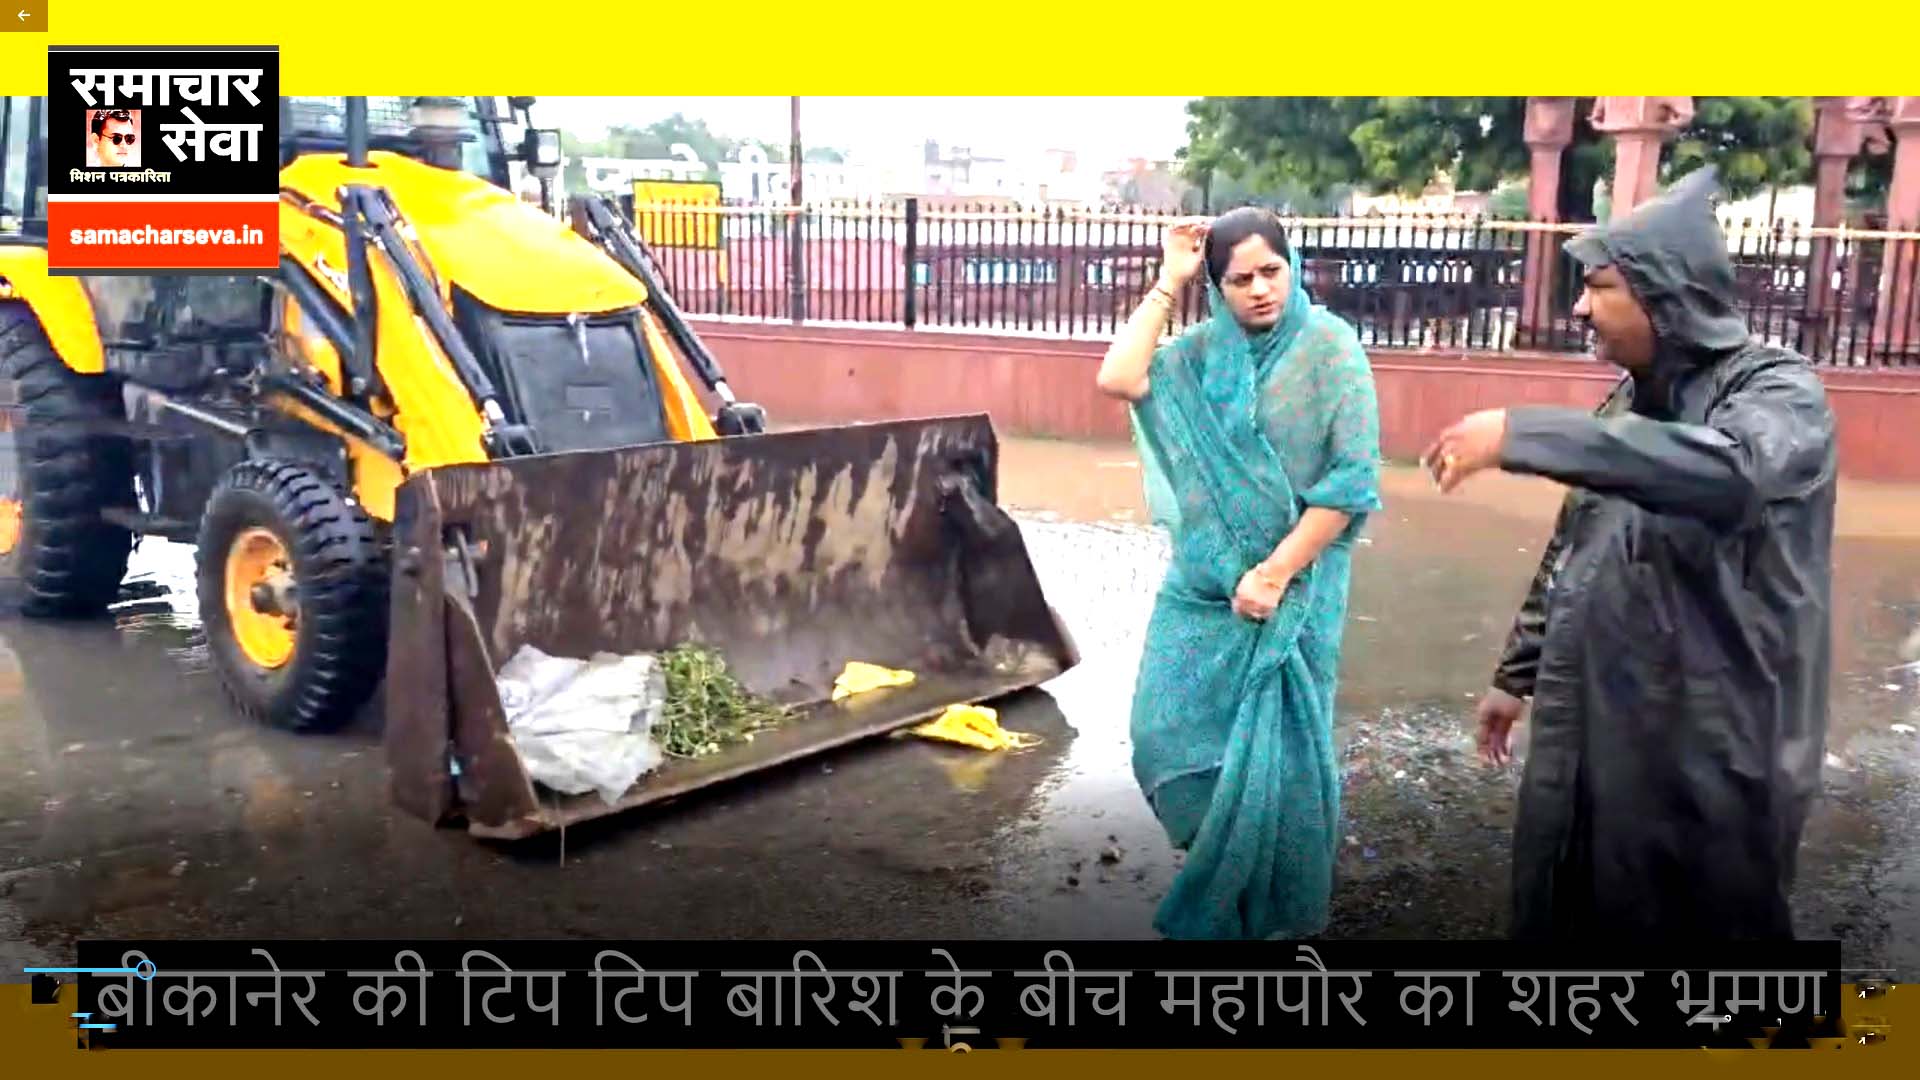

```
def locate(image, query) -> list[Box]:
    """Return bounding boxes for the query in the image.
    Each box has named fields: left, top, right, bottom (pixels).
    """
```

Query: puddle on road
left=995, top=507, right=1920, bottom=960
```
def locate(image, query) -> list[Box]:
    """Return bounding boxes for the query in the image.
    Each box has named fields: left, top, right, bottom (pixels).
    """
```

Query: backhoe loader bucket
left=383, top=414, right=1078, bottom=839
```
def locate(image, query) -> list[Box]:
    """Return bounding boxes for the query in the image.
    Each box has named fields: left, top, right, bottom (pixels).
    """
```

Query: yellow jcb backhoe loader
left=0, top=96, right=1076, bottom=839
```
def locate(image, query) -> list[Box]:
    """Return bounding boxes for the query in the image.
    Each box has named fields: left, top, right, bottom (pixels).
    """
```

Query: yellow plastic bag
left=832, top=661, right=917, bottom=702
left=909, top=704, right=1042, bottom=752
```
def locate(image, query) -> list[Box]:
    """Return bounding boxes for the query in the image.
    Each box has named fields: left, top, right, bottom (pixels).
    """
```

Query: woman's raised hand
left=1158, top=218, right=1209, bottom=291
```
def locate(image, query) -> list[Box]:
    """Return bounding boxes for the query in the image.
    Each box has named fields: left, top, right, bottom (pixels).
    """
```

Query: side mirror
left=522, top=128, right=562, bottom=180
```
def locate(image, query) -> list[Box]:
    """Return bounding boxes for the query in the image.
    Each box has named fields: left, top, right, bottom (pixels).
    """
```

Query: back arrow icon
left=16, top=10, right=28, bottom=20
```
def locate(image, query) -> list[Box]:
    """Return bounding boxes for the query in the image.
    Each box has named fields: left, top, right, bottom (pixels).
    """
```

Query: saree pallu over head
left=1127, top=243, right=1383, bottom=940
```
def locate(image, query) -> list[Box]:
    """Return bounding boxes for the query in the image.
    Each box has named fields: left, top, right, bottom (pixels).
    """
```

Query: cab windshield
left=284, top=96, right=501, bottom=182
left=1, top=96, right=42, bottom=230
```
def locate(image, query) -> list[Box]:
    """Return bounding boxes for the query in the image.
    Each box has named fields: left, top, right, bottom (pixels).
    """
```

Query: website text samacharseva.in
left=46, top=199, right=280, bottom=269
left=67, top=225, right=268, bottom=246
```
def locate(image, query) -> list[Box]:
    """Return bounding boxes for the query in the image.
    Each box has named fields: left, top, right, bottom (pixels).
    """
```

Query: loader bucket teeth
left=383, top=415, right=1076, bottom=839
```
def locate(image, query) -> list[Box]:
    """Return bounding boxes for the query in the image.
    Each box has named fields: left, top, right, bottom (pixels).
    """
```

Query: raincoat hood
left=1564, top=167, right=1752, bottom=374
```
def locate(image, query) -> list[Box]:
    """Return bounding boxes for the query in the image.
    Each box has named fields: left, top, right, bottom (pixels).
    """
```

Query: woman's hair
left=1204, top=206, right=1291, bottom=286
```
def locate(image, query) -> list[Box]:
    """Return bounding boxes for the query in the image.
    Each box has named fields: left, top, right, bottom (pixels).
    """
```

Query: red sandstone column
left=1590, top=96, right=1694, bottom=219
left=1871, top=97, right=1920, bottom=359
left=1519, top=97, right=1575, bottom=342
left=1804, top=98, right=1882, bottom=354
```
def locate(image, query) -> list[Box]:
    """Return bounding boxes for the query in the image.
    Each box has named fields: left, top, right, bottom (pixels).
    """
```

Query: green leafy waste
left=656, top=644, right=794, bottom=759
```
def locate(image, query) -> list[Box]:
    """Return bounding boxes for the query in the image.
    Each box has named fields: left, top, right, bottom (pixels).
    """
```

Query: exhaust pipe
left=345, top=97, right=368, bottom=167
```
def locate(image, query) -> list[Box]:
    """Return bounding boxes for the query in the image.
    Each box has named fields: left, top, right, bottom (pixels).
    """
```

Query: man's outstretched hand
left=1422, top=409, right=1510, bottom=493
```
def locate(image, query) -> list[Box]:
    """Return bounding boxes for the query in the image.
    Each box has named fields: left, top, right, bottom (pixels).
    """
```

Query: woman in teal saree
left=1094, top=207, right=1383, bottom=940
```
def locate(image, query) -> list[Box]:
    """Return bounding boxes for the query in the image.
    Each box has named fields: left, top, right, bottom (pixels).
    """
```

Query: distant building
left=1100, top=157, right=1192, bottom=208
left=563, top=135, right=1127, bottom=208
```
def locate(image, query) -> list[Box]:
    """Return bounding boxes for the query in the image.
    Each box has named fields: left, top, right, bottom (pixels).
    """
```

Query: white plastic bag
left=496, top=645, right=586, bottom=724
left=495, top=645, right=668, bottom=805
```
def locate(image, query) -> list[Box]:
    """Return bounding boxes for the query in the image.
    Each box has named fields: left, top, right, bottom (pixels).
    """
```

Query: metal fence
left=609, top=197, right=1920, bottom=367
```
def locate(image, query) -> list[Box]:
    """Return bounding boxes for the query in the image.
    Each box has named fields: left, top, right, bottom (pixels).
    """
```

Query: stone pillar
left=1813, top=98, right=1881, bottom=230
left=1518, top=97, right=1576, bottom=340
left=1871, top=97, right=1920, bottom=359
left=1802, top=98, right=1887, bottom=354
left=1589, top=96, right=1694, bottom=219
left=1880, top=98, right=1920, bottom=230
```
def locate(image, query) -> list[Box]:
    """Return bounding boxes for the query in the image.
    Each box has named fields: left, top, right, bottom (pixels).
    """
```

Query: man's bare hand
left=1422, top=409, right=1510, bottom=493
left=1476, top=687, right=1527, bottom=767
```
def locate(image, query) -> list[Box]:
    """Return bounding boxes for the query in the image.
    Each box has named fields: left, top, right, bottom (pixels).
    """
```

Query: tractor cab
left=0, top=96, right=46, bottom=236
left=279, top=96, right=561, bottom=209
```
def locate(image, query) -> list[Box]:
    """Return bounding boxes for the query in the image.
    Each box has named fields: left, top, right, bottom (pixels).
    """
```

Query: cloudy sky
left=534, top=96, right=1198, bottom=166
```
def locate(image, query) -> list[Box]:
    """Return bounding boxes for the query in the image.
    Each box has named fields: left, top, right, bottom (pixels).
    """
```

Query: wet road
left=3, top=453, right=1918, bottom=975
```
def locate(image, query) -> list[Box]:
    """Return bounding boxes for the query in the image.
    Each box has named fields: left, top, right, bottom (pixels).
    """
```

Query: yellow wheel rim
left=224, top=527, right=297, bottom=669
left=0, top=497, right=20, bottom=557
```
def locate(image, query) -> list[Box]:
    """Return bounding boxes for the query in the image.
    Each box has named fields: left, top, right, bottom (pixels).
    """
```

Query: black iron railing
left=607, top=196, right=1920, bottom=367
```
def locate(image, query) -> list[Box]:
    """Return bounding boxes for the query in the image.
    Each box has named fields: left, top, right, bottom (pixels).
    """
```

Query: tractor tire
left=196, top=458, right=389, bottom=732
left=0, top=300, right=136, bottom=617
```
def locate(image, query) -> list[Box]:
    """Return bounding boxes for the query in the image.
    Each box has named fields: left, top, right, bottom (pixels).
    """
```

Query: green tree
left=1180, top=97, right=1856, bottom=223
left=614, top=113, right=727, bottom=163
left=1486, top=181, right=1532, bottom=221
left=1179, top=97, right=1605, bottom=221
left=1195, top=170, right=1351, bottom=216
left=1663, top=96, right=1813, bottom=200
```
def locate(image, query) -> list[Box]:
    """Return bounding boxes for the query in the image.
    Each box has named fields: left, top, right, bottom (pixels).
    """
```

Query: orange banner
left=46, top=200, right=278, bottom=270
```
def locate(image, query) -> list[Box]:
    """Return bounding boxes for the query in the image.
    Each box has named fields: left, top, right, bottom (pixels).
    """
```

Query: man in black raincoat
left=1424, top=167, right=1837, bottom=942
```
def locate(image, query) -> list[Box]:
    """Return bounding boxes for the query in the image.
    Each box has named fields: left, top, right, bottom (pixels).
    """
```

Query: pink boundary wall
left=693, top=319, right=1920, bottom=484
